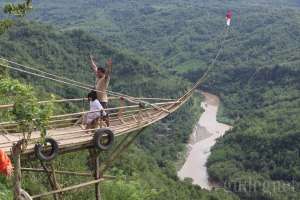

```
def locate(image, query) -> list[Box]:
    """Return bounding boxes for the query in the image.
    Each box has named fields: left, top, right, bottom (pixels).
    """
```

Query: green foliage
left=0, top=0, right=32, bottom=35
left=0, top=20, right=14, bottom=35
left=20, top=0, right=300, bottom=68
left=206, top=56, right=300, bottom=199
left=0, top=78, right=53, bottom=140
left=102, top=179, right=159, bottom=200
left=0, top=175, right=12, bottom=200
left=0, top=61, right=8, bottom=78
left=3, top=0, right=32, bottom=17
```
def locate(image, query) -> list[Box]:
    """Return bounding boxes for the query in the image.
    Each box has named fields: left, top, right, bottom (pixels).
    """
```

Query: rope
left=0, top=62, right=156, bottom=107
left=178, top=26, right=230, bottom=102
left=0, top=57, right=152, bottom=103
left=0, top=57, right=133, bottom=98
left=0, top=57, right=176, bottom=110
left=0, top=59, right=182, bottom=112
left=0, top=63, right=115, bottom=95
left=0, top=57, right=93, bottom=88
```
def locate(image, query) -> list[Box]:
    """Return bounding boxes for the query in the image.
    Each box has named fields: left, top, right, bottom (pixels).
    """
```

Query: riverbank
left=177, top=92, right=232, bottom=190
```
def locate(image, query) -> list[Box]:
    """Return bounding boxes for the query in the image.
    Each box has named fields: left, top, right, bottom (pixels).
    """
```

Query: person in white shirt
left=83, top=91, right=107, bottom=129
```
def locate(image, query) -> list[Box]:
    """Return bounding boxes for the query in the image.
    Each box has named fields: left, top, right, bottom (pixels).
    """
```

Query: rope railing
left=49, top=101, right=176, bottom=119
left=0, top=97, right=176, bottom=110
left=0, top=101, right=176, bottom=128
left=0, top=57, right=94, bottom=88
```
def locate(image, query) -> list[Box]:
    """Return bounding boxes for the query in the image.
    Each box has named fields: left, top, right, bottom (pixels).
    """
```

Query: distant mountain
left=3, top=0, right=298, bottom=70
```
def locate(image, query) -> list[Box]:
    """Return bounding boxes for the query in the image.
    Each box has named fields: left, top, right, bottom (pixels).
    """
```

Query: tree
left=0, top=0, right=32, bottom=34
left=0, top=78, right=53, bottom=145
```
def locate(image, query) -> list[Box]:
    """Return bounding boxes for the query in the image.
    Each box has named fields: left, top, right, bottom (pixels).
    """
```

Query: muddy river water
left=177, top=92, right=232, bottom=190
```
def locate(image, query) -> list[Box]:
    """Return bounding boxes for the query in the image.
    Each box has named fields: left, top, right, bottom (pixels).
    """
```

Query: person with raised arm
left=90, top=55, right=112, bottom=126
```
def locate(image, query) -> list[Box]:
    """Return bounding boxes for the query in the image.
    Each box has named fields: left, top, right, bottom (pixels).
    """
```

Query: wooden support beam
left=20, top=167, right=115, bottom=179
left=31, top=178, right=105, bottom=199
left=95, top=151, right=101, bottom=200
left=50, top=163, right=63, bottom=200
left=117, top=98, right=126, bottom=124
left=100, top=128, right=146, bottom=175
left=21, top=168, right=92, bottom=177
left=12, top=142, right=22, bottom=200
left=40, top=161, right=61, bottom=200
left=0, top=125, right=9, bottom=135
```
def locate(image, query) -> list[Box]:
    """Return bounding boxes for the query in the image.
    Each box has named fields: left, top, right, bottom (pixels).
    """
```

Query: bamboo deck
left=0, top=99, right=186, bottom=156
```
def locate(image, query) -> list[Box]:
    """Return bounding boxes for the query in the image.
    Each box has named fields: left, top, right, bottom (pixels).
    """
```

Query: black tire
left=94, top=128, right=114, bottom=150
left=34, top=138, right=59, bottom=161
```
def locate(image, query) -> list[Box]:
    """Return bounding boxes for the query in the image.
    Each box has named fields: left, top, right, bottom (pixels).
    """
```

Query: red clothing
left=226, top=10, right=232, bottom=19
left=0, top=149, right=12, bottom=176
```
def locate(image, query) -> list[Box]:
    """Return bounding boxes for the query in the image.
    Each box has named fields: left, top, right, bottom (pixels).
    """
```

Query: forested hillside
left=0, top=22, right=237, bottom=199
left=206, top=61, right=300, bottom=200
left=1, top=0, right=300, bottom=199
left=17, top=0, right=300, bottom=67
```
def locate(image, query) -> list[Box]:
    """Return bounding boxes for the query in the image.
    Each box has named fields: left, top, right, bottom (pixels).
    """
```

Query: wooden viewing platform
left=0, top=96, right=192, bottom=199
left=0, top=99, right=186, bottom=156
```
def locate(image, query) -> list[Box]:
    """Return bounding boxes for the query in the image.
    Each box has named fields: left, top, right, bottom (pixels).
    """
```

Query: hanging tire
left=93, top=128, right=114, bottom=150
left=20, top=189, right=32, bottom=200
left=34, top=137, right=59, bottom=161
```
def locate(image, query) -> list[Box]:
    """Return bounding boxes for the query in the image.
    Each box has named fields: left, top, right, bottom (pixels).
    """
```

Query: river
left=177, top=92, right=232, bottom=190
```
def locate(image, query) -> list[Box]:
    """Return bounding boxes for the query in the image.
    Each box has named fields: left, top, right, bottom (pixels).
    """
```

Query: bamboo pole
left=40, top=161, right=60, bottom=200
left=95, top=151, right=101, bottom=200
left=0, top=96, right=175, bottom=111
left=30, top=178, right=105, bottom=199
left=50, top=163, right=63, bottom=200
left=12, top=142, right=22, bottom=200
left=0, top=125, right=9, bottom=134
left=100, top=128, right=146, bottom=175
left=20, top=168, right=116, bottom=180
left=50, top=101, right=176, bottom=119
left=21, top=168, right=92, bottom=177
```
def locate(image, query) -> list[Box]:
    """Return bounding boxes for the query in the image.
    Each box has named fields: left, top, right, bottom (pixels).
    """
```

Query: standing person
left=90, top=55, right=112, bottom=126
